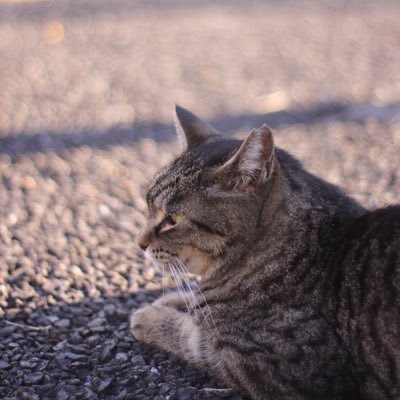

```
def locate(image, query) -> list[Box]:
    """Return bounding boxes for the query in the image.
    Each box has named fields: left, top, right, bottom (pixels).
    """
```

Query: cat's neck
left=278, top=149, right=364, bottom=225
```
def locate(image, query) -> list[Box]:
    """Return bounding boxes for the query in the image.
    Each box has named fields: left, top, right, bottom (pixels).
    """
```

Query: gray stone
left=0, top=327, right=16, bottom=337
left=54, top=319, right=70, bottom=328
left=97, top=377, right=113, bottom=392
left=100, top=339, right=117, bottom=361
left=115, top=352, right=128, bottom=363
left=53, top=340, right=68, bottom=351
left=37, top=359, right=49, bottom=371
left=64, top=352, right=89, bottom=362
left=131, top=355, right=146, bottom=366
left=150, top=367, right=159, bottom=375
left=158, top=383, right=170, bottom=395
left=87, top=317, right=106, bottom=328
left=47, top=316, right=60, bottom=324
left=23, top=372, right=44, bottom=384
left=86, top=335, right=100, bottom=346
left=20, top=359, right=38, bottom=368
left=104, top=304, right=116, bottom=316
left=56, top=389, right=69, bottom=400
left=0, top=360, right=10, bottom=369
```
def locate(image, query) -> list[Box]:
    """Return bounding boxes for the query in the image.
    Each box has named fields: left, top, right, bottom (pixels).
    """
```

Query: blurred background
left=0, top=0, right=400, bottom=399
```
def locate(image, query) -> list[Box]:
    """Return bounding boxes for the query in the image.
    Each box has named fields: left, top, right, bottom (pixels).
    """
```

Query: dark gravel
left=1, top=1, right=400, bottom=399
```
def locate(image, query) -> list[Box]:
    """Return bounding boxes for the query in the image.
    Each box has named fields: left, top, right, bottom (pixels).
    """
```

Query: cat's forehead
left=145, top=138, right=241, bottom=211
left=146, top=154, right=203, bottom=211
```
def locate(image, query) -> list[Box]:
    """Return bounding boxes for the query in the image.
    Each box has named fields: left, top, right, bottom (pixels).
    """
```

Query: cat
left=130, top=105, right=400, bottom=399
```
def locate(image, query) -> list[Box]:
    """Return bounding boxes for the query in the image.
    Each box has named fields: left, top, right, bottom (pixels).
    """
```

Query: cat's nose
left=137, top=231, right=151, bottom=252
left=138, top=240, right=148, bottom=251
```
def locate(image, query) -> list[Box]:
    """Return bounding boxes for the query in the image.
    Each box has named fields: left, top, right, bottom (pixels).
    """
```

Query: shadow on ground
left=1, top=100, right=399, bottom=159
left=0, top=288, right=238, bottom=399
left=1, top=0, right=390, bottom=23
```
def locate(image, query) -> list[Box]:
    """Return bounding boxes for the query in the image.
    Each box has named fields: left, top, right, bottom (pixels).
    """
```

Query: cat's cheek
left=180, top=248, right=210, bottom=276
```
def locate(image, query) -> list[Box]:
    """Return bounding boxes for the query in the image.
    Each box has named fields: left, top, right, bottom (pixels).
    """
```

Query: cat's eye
left=158, top=213, right=183, bottom=233
left=165, top=214, right=177, bottom=226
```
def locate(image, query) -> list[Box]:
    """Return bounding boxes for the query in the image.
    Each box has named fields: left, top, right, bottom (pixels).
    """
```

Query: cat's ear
left=217, top=124, right=275, bottom=190
left=174, top=105, right=218, bottom=151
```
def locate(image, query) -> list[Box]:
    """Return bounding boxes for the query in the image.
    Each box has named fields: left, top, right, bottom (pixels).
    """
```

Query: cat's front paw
left=130, top=305, right=159, bottom=343
left=130, top=304, right=180, bottom=346
left=130, top=302, right=200, bottom=362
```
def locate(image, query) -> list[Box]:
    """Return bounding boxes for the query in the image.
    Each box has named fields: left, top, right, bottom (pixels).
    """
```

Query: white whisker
left=131, top=159, right=153, bottom=180
left=162, top=264, right=165, bottom=296
left=175, top=258, right=218, bottom=332
left=169, top=263, right=191, bottom=313
left=172, top=260, right=198, bottom=314
left=174, top=261, right=200, bottom=313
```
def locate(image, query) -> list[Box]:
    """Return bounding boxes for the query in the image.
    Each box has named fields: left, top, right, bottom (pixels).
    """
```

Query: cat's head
left=138, top=106, right=278, bottom=279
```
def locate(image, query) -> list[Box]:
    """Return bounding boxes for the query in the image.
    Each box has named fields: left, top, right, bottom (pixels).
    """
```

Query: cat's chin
left=145, top=246, right=210, bottom=278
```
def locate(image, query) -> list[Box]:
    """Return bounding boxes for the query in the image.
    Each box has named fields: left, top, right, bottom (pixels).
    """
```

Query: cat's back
left=341, top=205, right=400, bottom=306
left=333, top=205, right=400, bottom=399
left=348, top=204, right=400, bottom=247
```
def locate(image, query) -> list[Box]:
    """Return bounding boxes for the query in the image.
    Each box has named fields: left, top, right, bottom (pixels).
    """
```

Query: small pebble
left=20, top=359, right=38, bottom=368
left=56, top=389, right=69, bottom=400
left=87, top=317, right=107, bottom=328
left=54, top=319, right=70, bottom=328
left=115, top=352, right=128, bottom=363
left=0, top=360, right=10, bottom=369
left=64, top=352, right=89, bottom=362
left=97, top=377, right=113, bottom=392
left=24, top=372, right=44, bottom=384
left=131, top=355, right=146, bottom=366
left=159, top=383, right=170, bottom=395
left=47, top=316, right=60, bottom=324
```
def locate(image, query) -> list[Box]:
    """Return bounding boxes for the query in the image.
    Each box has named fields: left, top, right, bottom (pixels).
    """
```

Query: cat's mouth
left=146, top=247, right=183, bottom=271
left=148, top=247, right=176, bottom=264
left=146, top=247, right=205, bottom=276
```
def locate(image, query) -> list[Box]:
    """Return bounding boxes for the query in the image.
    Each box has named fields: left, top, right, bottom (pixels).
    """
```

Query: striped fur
left=130, top=107, right=400, bottom=399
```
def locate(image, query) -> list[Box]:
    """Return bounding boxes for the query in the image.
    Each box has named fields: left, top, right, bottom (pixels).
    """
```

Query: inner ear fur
left=216, top=124, right=275, bottom=191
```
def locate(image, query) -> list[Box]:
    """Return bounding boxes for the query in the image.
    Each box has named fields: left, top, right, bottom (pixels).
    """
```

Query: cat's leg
left=131, top=304, right=359, bottom=399
left=215, top=341, right=359, bottom=400
left=152, top=291, right=187, bottom=309
left=131, top=306, right=302, bottom=400
left=130, top=303, right=209, bottom=365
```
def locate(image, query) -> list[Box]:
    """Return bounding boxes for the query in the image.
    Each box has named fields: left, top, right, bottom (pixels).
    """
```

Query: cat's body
left=131, top=106, right=400, bottom=399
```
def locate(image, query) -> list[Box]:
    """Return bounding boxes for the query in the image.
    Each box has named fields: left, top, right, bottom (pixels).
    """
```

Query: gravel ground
left=1, top=1, right=400, bottom=399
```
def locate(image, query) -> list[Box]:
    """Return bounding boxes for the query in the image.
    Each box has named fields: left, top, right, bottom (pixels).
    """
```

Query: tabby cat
left=130, top=106, right=400, bottom=399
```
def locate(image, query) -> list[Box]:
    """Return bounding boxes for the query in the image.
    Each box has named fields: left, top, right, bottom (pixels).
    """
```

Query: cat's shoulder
left=358, top=205, right=400, bottom=224
left=347, top=205, right=400, bottom=242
